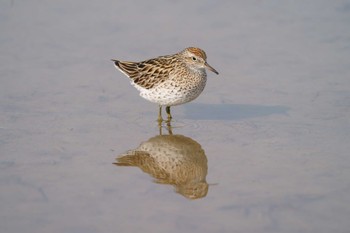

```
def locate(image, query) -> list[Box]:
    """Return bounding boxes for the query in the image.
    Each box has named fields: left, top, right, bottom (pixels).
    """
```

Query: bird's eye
left=192, top=56, right=197, bottom=61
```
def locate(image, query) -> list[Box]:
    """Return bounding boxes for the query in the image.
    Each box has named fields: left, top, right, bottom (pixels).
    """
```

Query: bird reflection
left=114, top=124, right=208, bottom=199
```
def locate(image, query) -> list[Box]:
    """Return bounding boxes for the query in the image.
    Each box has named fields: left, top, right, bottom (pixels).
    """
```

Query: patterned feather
left=113, top=55, right=177, bottom=89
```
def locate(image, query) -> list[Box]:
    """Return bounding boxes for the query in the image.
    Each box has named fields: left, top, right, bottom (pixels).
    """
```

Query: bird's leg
left=166, top=106, right=172, bottom=121
left=157, top=105, right=163, bottom=125
left=159, top=123, right=163, bottom=135
left=166, top=120, right=173, bottom=135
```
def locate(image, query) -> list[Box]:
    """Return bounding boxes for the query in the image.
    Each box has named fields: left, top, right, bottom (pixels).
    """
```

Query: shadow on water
left=184, top=103, right=289, bottom=120
left=114, top=124, right=209, bottom=200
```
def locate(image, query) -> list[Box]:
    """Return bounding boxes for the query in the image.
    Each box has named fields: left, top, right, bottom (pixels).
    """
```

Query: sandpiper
left=112, top=47, right=218, bottom=122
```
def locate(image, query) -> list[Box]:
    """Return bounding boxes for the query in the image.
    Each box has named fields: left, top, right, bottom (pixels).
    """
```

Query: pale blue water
left=1, top=1, right=350, bottom=233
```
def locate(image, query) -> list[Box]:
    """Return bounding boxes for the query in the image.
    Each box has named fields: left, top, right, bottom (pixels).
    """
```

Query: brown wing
left=114, top=151, right=169, bottom=180
left=113, top=56, right=175, bottom=89
left=114, top=150, right=153, bottom=167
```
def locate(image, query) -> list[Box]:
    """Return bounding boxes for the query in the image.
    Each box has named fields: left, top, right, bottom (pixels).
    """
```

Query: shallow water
left=1, top=1, right=350, bottom=232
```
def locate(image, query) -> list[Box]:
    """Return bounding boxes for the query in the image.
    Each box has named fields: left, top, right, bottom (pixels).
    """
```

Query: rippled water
left=1, top=1, right=350, bottom=233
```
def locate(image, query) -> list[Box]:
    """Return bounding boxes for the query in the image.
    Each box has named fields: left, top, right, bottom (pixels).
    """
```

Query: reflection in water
left=114, top=126, right=208, bottom=199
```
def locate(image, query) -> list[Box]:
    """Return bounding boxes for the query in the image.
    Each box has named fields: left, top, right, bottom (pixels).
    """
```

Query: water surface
left=1, top=1, right=350, bottom=233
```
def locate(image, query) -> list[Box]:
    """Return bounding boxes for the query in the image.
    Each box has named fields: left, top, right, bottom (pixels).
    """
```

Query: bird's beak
left=205, top=62, right=219, bottom=75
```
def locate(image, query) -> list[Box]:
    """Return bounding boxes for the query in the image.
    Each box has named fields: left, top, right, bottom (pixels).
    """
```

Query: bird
left=115, top=134, right=208, bottom=199
left=111, top=47, right=218, bottom=122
